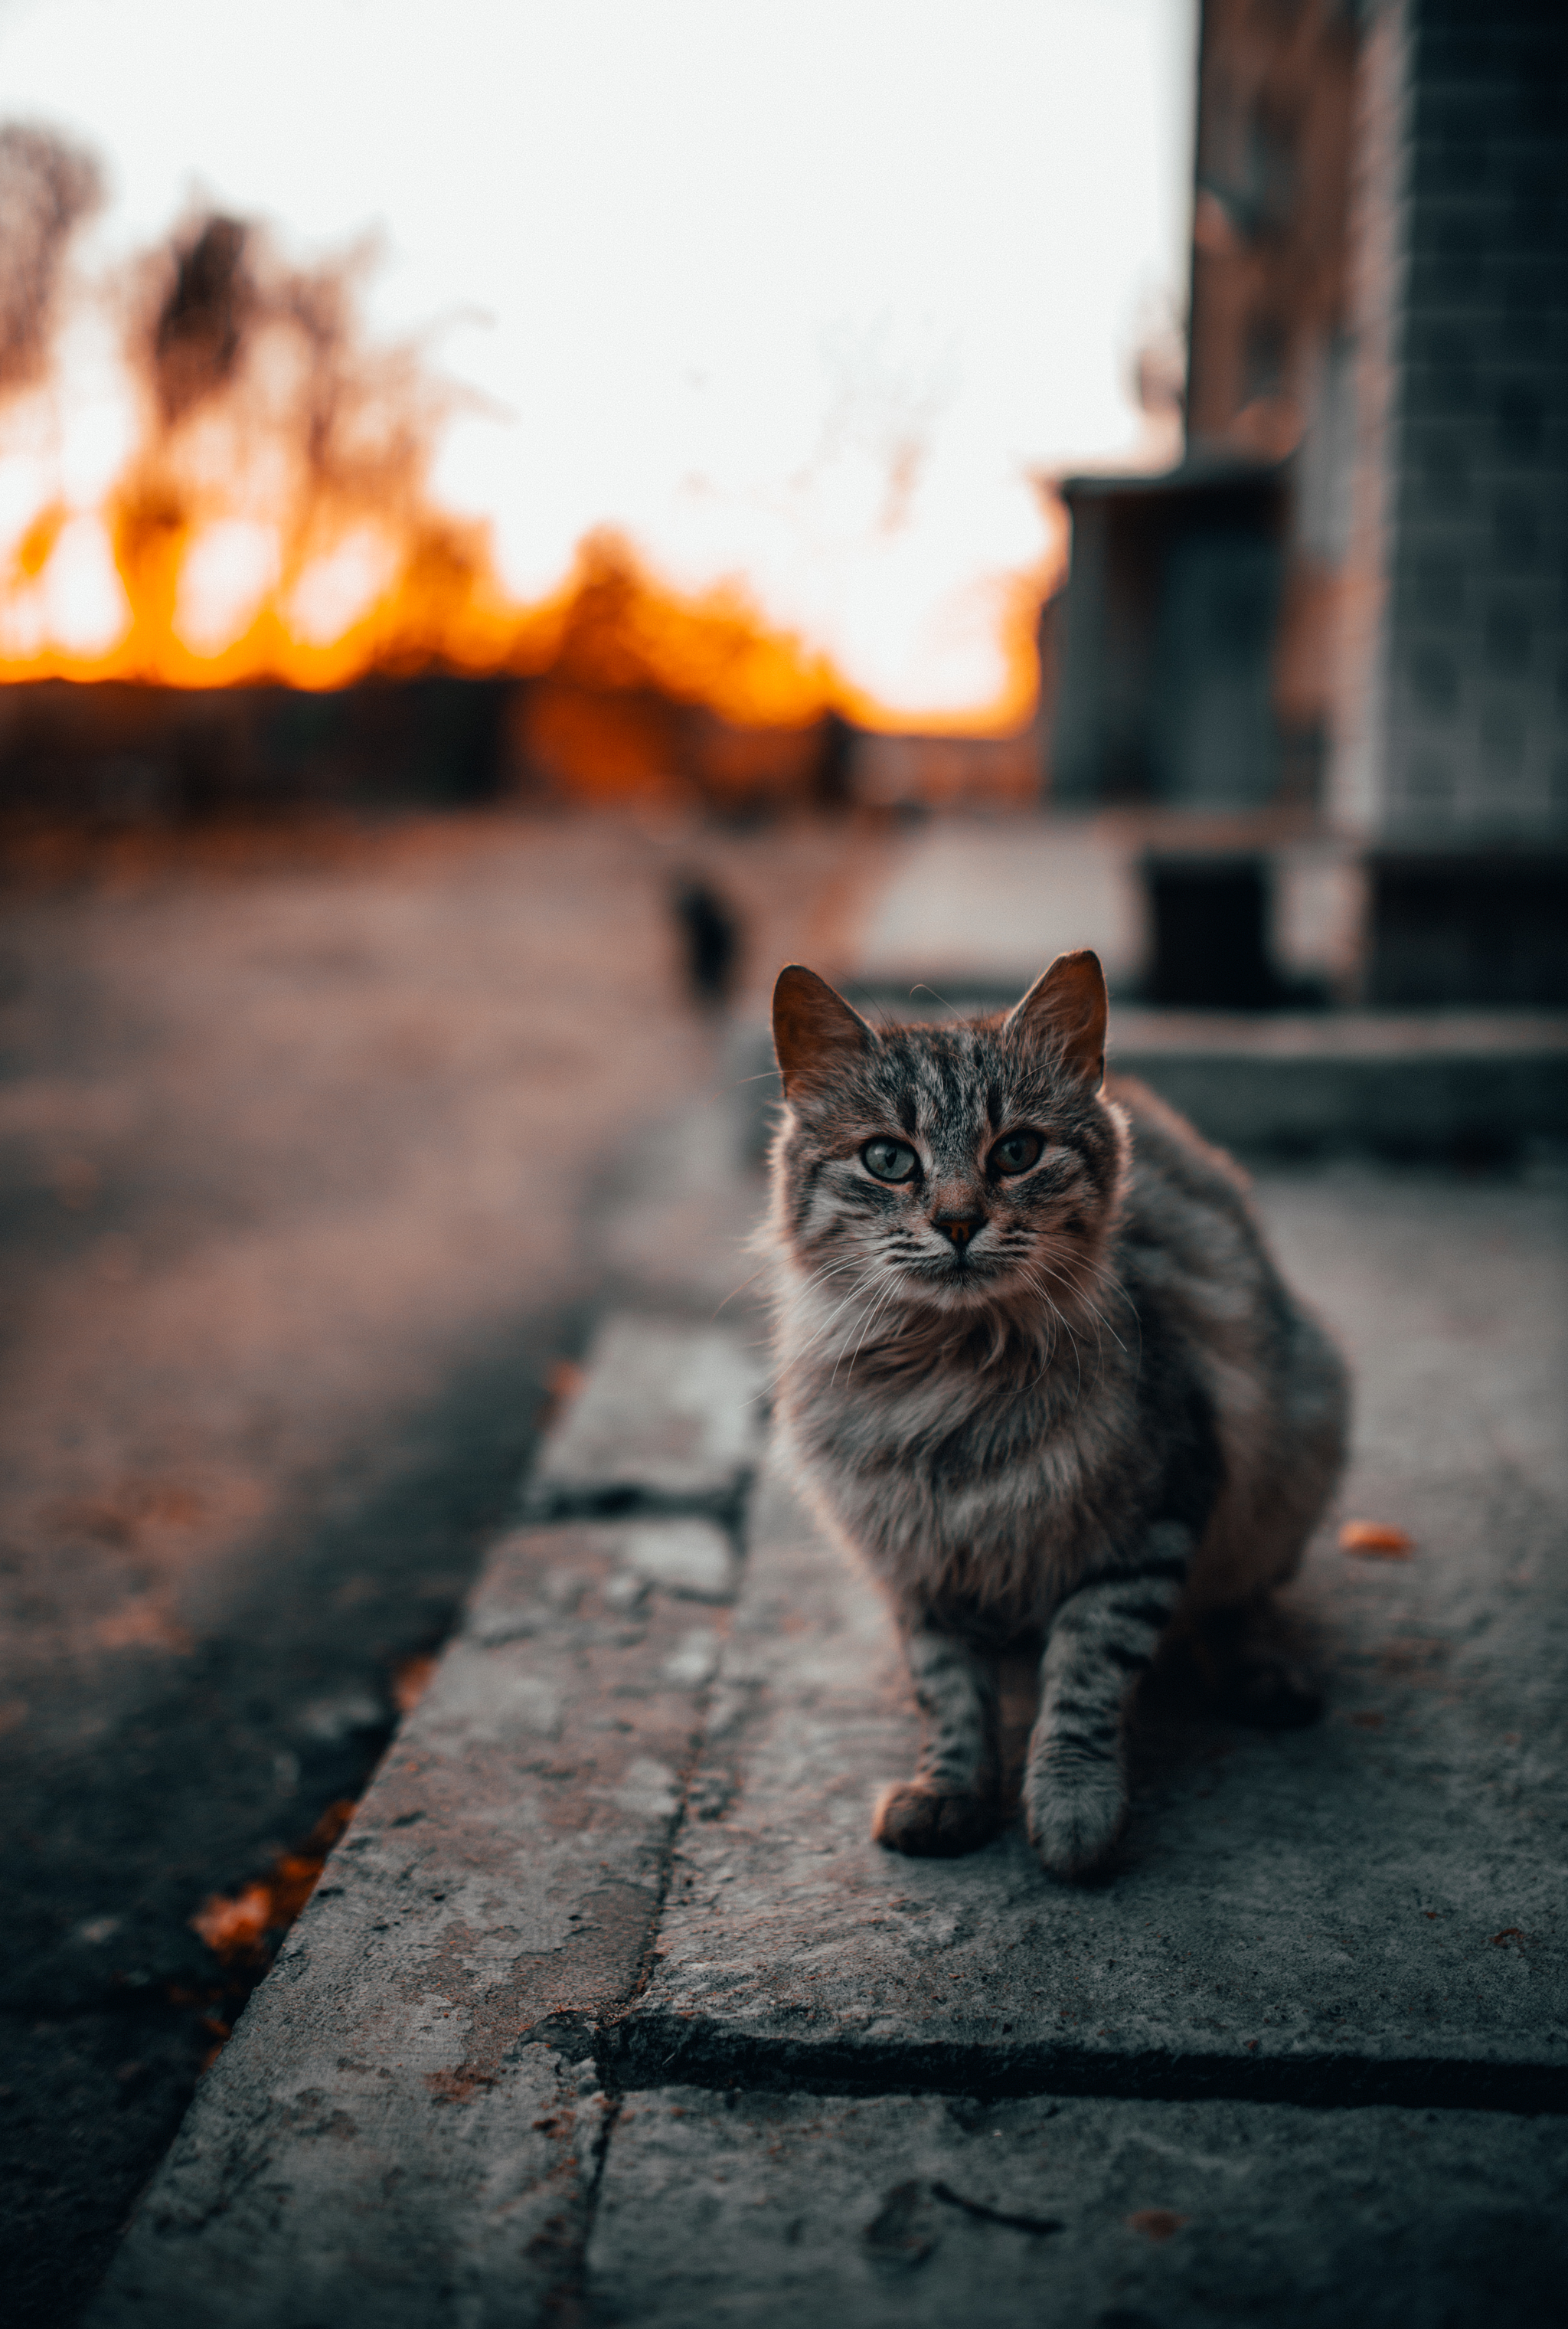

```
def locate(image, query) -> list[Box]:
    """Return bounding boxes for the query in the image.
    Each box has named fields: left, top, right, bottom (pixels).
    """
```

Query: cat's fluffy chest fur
left=773, top=1114, right=1221, bottom=1640
left=765, top=952, right=1348, bottom=1878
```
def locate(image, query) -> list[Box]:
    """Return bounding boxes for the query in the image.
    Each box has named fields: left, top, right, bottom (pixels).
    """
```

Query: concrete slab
left=619, top=1171, right=1568, bottom=2103
left=586, top=2084, right=1568, bottom=2327
left=90, top=1518, right=720, bottom=2327
left=524, top=1314, right=766, bottom=1517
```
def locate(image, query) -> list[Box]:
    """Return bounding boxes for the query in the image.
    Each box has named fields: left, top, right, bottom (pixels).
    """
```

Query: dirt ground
left=0, top=804, right=890, bottom=2329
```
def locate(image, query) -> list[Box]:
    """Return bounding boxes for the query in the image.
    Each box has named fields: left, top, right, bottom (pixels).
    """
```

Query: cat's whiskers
left=711, top=1258, right=773, bottom=1319
left=786, top=1263, right=881, bottom=1359
left=906, top=983, right=965, bottom=1024
left=826, top=1285, right=881, bottom=1389
left=1026, top=1246, right=1125, bottom=1362
left=1018, top=1258, right=1083, bottom=1395
left=1014, top=1262, right=1081, bottom=1395
left=1102, top=1266, right=1144, bottom=1376
left=829, top=1262, right=905, bottom=1387
left=841, top=1268, right=907, bottom=1382
left=757, top=1257, right=884, bottom=1401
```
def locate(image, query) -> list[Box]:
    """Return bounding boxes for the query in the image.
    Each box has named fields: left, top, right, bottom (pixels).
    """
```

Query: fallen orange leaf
left=537, top=1358, right=587, bottom=1428
left=1128, top=2210, right=1187, bottom=2243
left=310, top=1800, right=357, bottom=1856
left=393, top=1654, right=437, bottom=1715
left=191, top=1801, right=358, bottom=1964
left=191, top=1881, right=273, bottom=1958
left=1340, top=1520, right=1414, bottom=1556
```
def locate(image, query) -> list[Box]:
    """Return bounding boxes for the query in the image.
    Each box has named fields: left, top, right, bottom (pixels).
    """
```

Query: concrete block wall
left=1336, top=0, right=1568, bottom=845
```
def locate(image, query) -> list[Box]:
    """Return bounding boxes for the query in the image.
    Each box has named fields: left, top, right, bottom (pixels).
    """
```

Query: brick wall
left=1334, top=0, right=1568, bottom=844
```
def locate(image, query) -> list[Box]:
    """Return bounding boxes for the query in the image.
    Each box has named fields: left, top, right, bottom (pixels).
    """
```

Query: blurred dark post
left=403, top=677, right=513, bottom=804
left=815, top=711, right=854, bottom=811
left=1145, top=857, right=1279, bottom=1009
left=671, top=876, right=741, bottom=1008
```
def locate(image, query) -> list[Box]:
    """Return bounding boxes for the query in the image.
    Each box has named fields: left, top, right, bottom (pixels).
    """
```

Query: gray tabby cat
left=767, top=949, right=1348, bottom=1879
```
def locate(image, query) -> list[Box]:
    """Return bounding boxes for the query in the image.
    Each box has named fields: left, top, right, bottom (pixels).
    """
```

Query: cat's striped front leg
left=1024, top=1521, right=1193, bottom=1879
left=874, top=1624, right=1002, bottom=1859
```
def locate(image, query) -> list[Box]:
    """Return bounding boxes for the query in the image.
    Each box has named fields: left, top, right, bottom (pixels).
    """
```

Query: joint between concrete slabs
left=595, top=2019, right=1568, bottom=2121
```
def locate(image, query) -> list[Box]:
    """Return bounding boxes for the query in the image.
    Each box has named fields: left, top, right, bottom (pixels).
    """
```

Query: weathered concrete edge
left=518, top=1469, right=758, bottom=1528
left=603, top=2013, right=1568, bottom=2117
left=83, top=1320, right=774, bottom=2323
left=84, top=1507, right=749, bottom=2324
left=520, top=1312, right=769, bottom=1522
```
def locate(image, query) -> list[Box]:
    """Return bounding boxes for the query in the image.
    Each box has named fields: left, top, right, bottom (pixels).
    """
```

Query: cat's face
left=770, top=952, right=1126, bottom=1321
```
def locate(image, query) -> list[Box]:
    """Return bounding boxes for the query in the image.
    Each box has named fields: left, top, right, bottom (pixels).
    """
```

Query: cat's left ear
left=1004, top=949, right=1107, bottom=1090
left=773, top=964, right=876, bottom=1099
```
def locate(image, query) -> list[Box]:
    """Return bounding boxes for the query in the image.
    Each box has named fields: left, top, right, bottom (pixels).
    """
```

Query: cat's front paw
left=873, top=1780, right=1001, bottom=1859
left=1024, top=1758, right=1126, bottom=1879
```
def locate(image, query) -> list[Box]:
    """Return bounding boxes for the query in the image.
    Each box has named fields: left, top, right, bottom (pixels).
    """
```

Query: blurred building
left=1050, top=457, right=1292, bottom=811
left=0, top=674, right=515, bottom=819
left=1052, top=0, right=1568, bottom=1003
left=848, top=716, right=1050, bottom=817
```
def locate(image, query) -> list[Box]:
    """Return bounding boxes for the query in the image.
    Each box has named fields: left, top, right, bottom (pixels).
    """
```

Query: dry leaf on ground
left=191, top=1799, right=357, bottom=1966
left=1127, top=2210, right=1187, bottom=2242
left=1340, top=1519, right=1414, bottom=1557
left=392, top=1653, right=437, bottom=1713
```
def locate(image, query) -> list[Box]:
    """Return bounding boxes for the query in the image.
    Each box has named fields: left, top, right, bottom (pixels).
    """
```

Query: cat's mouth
left=899, top=1241, right=1009, bottom=1302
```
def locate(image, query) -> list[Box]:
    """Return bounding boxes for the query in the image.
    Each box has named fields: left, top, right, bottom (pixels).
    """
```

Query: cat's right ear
left=1004, top=948, right=1108, bottom=1089
left=772, top=965, right=875, bottom=1100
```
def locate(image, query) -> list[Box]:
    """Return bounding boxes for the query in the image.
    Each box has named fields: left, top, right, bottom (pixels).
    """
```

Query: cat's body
left=767, top=952, right=1348, bottom=1878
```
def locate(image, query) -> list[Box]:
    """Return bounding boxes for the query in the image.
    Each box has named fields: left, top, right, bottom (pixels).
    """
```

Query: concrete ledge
left=732, top=1011, right=1568, bottom=1159
left=1107, top=1010, right=1568, bottom=1156
left=90, top=1511, right=737, bottom=2327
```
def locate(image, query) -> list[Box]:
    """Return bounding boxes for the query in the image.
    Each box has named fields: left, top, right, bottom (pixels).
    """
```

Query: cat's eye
left=862, top=1137, right=920, bottom=1183
left=991, top=1130, right=1042, bottom=1176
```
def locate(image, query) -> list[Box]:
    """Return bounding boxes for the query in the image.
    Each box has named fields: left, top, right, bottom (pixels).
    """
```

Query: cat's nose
left=934, top=1211, right=984, bottom=1248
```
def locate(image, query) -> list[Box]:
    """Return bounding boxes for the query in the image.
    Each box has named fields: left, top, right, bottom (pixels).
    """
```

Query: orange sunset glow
left=1, top=0, right=1191, bottom=754
left=1, top=201, right=1057, bottom=738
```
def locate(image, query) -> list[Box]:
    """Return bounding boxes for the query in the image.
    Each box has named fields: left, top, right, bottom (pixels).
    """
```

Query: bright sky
left=0, top=0, right=1194, bottom=718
